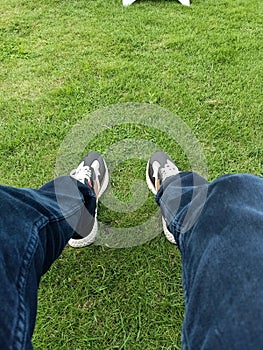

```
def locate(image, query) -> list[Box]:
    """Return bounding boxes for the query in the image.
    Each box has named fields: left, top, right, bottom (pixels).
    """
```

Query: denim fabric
left=156, top=173, right=263, bottom=350
left=0, top=176, right=96, bottom=350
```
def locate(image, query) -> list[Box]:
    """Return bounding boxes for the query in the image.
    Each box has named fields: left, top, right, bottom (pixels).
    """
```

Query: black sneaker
left=146, top=152, right=179, bottom=244
left=68, top=152, right=109, bottom=248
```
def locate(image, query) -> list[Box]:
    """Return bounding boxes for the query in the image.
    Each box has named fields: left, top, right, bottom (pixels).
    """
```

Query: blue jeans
left=156, top=172, right=263, bottom=349
left=1, top=173, right=263, bottom=349
left=0, top=176, right=96, bottom=350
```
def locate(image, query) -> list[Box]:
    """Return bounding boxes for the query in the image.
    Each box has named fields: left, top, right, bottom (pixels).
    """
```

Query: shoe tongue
left=84, top=166, right=94, bottom=187
left=85, top=168, right=99, bottom=196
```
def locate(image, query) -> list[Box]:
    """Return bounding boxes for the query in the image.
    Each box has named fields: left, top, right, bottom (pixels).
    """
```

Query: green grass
left=0, top=0, right=262, bottom=348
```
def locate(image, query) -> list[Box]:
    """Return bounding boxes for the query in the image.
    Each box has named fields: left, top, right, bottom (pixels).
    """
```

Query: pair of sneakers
left=69, top=151, right=179, bottom=247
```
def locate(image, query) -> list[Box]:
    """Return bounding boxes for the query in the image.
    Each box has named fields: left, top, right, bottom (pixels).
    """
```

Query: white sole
left=162, top=217, right=177, bottom=245
left=97, top=160, right=109, bottom=200
left=68, top=218, right=98, bottom=248
left=146, top=160, right=158, bottom=195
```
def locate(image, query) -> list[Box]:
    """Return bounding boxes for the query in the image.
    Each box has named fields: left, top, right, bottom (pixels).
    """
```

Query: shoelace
left=70, top=161, right=92, bottom=185
left=160, top=162, right=178, bottom=182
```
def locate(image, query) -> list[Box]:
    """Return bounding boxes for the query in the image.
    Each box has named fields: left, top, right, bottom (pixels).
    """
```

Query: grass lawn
left=0, top=0, right=262, bottom=348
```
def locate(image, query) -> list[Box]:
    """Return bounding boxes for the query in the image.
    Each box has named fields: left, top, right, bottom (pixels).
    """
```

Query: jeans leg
left=0, top=176, right=96, bottom=350
left=156, top=172, right=263, bottom=350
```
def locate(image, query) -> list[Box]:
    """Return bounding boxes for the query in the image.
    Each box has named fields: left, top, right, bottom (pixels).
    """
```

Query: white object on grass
left=123, top=0, right=190, bottom=6
left=178, top=0, right=190, bottom=6
left=123, top=0, right=137, bottom=6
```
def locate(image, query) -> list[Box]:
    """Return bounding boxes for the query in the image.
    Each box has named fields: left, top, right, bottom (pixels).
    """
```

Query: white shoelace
left=70, top=161, right=92, bottom=184
left=159, top=161, right=179, bottom=182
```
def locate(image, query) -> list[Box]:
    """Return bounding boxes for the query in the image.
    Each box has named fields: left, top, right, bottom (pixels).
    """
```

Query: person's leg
left=0, top=152, right=108, bottom=350
left=147, top=152, right=263, bottom=350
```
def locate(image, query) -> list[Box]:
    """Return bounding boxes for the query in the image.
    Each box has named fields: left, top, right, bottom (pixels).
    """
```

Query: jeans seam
left=13, top=224, right=39, bottom=350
